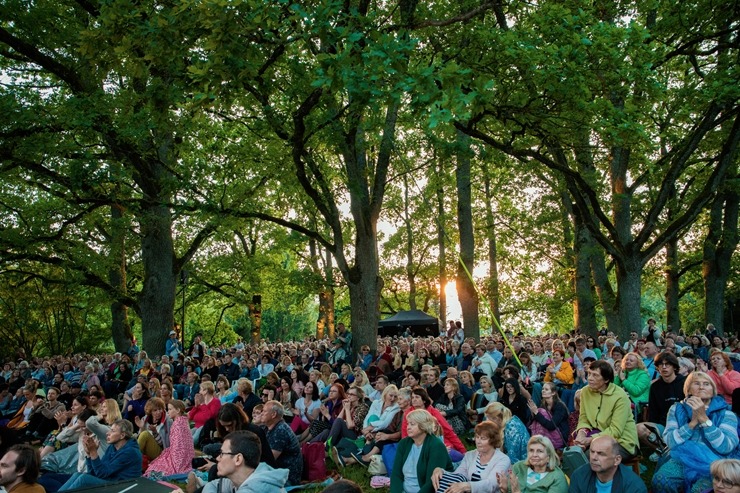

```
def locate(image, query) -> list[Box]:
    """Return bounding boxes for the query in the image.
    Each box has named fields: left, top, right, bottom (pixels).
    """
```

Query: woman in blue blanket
left=652, top=371, right=739, bottom=493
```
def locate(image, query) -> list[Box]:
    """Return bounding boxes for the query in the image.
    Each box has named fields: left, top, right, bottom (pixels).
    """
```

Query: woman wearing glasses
left=652, top=372, right=739, bottom=493
left=708, top=459, right=740, bottom=493
left=355, top=345, right=373, bottom=371
left=311, top=387, right=369, bottom=449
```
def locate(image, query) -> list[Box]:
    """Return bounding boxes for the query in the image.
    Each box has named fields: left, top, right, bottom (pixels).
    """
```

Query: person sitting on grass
left=144, top=399, right=194, bottom=479
left=57, top=419, right=142, bottom=491
left=202, top=430, right=288, bottom=493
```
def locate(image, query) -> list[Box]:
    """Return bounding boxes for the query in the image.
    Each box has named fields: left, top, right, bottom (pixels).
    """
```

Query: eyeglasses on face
left=218, top=451, right=240, bottom=458
left=713, top=475, right=740, bottom=488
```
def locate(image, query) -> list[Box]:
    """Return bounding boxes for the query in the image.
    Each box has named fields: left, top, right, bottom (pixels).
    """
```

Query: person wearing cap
left=336, top=323, right=352, bottom=349
left=166, top=330, right=182, bottom=359
left=327, top=339, right=347, bottom=372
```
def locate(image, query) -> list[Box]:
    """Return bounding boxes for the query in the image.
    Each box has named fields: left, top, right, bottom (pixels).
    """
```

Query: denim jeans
left=58, top=472, right=111, bottom=491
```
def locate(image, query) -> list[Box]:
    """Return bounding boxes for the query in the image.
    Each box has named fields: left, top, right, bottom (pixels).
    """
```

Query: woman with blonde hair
left=431, top=420, right=511, bottom=493
left=707, top=459, right=740, bottom=493
left=485, top=402, right=529, bottom=463
left=188, top=380, right=221, bottom=444
left=458, top=370, right=476, bottom=402
left=319, top=363, right=333, bottom=390
left=470, top=376, right=497, bottom=424
left=652, top=371, right=739, bottom=493
left=351, top=368, right=373, bottom=397
left=148, top=377, right=162, bottom=398
left=390, top=410, right=452, bottom=493
left=614, top=352, right=651, bottom=414
left=497, top=435, right=568, bottom=493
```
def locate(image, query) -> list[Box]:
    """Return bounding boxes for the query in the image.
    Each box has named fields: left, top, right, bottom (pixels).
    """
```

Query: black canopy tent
left=378, top=309, right=441, bottom=337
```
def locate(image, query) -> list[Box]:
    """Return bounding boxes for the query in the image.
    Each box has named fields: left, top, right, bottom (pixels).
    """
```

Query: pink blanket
left=145, top=416, right=195, bottom=477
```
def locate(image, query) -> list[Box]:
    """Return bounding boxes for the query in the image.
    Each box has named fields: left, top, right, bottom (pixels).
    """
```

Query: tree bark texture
left=138, top=202, right=176, bottom=356
left=703, top=181, right=739, bottom=334
left=436, top=157, right=448, bottom=327
left=665, top=238, right=681, bottom=333
left=483, top=168, right=501, bottom=328
left=109, top=204, right=132, bottom=352
left=455, top=129, right=479, bottom=338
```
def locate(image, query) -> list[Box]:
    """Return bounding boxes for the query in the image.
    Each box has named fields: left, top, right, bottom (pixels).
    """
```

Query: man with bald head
left=569, top=435, right=646, bottom=493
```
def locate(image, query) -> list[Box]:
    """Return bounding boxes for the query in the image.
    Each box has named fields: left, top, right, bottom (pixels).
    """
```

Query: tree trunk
left=482, top=167, right=501, bottom=327
left=455, top=128, right=479, bottom=339
left=614, top=256, right=644, bottom=341
left=404, top=174, right=417, bottom=311
left=311, top=239, right=334, bottom=340
left=665, top=237, right=681, bottom=333
left=347, top=233, right=382, bottom=359
left=591, top=248, right=622, bottom=335
left=574, top=216, right=598, bottom=334
left=109, top=204, right=132, bottom=352
left=138, top=202, right=176, bottom=356
left=324, top=247, right=336, bottom=340
left=436, top=156, right=448, bottom=327
left=703, top=181, right=739, bottom=335
left=558, top=181, right=597, bottom=336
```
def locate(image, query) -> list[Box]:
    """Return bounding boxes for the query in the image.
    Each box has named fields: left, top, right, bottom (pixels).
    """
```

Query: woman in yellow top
left=543, top=350, right=574, bottom=388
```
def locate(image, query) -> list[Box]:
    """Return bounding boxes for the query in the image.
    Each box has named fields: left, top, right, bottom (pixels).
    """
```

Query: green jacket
left=390, top=434, right=453, bottom=493
left=512, top=461, right=568, bottom=493
left=576, top=382, right=639, bottom=455
left=614, top=368, right=650, bottom=404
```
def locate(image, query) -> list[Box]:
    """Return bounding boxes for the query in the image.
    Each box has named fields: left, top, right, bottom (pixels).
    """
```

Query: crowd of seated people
left=0, top=321, right=738, bottom=492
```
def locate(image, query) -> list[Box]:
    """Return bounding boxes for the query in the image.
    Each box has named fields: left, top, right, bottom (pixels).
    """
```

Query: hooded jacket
left=576, top=382, right=639, bottom=455
left=202, top=463, right=289, bottom=493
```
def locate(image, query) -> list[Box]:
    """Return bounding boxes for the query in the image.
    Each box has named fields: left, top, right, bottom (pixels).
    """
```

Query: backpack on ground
left=562, top=445, right=588, bottom=478
left=301, top=442, right=327, bottom=482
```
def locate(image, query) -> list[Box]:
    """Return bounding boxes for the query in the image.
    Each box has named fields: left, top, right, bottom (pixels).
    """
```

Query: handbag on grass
left=368, top=455, right=387, bottom=475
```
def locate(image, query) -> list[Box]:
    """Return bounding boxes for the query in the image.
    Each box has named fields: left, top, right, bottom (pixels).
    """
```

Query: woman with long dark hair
left=291, top=381, right=321, bottom=435
left=300, top=383, right=345, bottom=444
left=499, top=378, right=530, bottom=424
left=526, top=382, right=570, bottom=450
